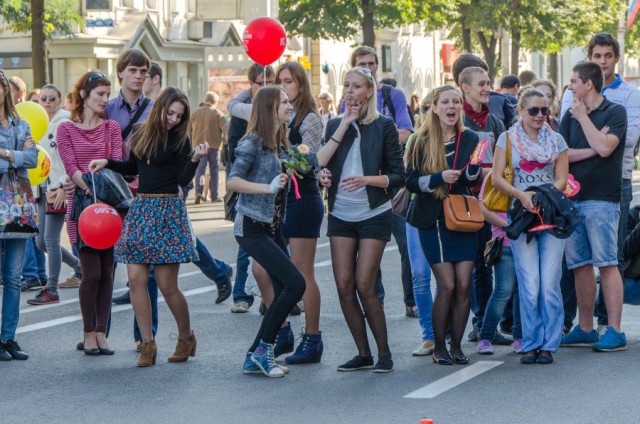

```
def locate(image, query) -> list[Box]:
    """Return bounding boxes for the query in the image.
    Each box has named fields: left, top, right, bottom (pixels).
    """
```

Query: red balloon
left=243, top=17, right=287, bottom=66
left=78, top=204, right=123, bottom=249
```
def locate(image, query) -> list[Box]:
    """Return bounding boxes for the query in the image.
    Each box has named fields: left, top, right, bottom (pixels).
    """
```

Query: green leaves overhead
left=0, top=0, right=82, bottom=38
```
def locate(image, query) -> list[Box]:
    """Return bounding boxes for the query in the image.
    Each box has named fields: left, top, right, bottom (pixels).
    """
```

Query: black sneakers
left=337, top=355, right=374, bottom=372
left=373, top=356, right=394, bottom=373
left=2, top=340, right=28, bottom=360
left=0, top=343, right=11, bottom=361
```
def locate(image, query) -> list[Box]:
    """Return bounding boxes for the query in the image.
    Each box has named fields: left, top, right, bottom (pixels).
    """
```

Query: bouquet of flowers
left=281, top=144, right=312, bottom=199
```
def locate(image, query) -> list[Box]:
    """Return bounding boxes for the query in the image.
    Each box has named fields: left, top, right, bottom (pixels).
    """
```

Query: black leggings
left=78, top=247, right=115, bottom=333
left=235, top=226, right=306, bottom=352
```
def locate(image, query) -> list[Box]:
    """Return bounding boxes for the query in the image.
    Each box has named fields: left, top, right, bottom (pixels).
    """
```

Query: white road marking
left=15, top=245, right=398, bottom=334
left=404, top=361, right=503, bottom=399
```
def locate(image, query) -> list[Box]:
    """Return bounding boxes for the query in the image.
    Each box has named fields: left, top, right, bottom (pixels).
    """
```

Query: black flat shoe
left=536, top=351, right=553, bottom=364
left=99, top=347, right=115, bottom=355
left=451, top=353, right=469, bottom=365
left=3, top=340, right=28, bottom=360
left=432, top=353, right=453, bottom=365
left=84, top=347, right=100, bottom=356
left=520, top=351, right=538, bottom=364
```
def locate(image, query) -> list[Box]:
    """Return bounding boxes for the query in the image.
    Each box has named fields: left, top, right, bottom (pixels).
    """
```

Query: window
left=381, top=45, right=392, bottom=72
left=203, top=21, right=213, bottom=38
left=85, top=0, right=111, bottom=10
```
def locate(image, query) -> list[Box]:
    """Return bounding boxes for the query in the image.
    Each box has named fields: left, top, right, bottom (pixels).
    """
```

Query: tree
left=0, top=0, right=82, bottom=87
left=279, top=0, right=457, bottom=47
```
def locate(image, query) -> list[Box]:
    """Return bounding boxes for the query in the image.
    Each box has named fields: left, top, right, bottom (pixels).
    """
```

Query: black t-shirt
left=560, top=97, right=627, bottom=202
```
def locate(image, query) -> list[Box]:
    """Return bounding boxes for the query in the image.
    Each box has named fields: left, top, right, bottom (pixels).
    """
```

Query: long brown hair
left=71, top=71, right=111, bottom=123
left=129, top=87, right=190, bottom=159
left=0, top=70, right=19, bottom=121
left=246, top=86, right=289, bottom=152
left=275, top=61, right=318, bottom=127
left=409, top=85, right=465, bottom=200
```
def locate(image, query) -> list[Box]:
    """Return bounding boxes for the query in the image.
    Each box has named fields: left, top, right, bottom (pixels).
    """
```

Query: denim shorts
left=565, top=200, right=619, bottom=269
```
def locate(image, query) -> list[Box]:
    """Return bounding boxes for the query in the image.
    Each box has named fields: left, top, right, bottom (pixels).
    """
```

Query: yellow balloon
left=16, top=101, right=49, bottom=142
left=28, top=145, right=51, bottom=186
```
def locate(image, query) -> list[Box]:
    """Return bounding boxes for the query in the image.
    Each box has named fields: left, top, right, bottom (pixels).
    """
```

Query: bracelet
left=330, top=136, right=340, bottom=144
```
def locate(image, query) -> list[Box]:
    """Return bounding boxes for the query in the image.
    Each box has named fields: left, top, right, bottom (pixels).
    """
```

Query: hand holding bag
left=391, top=188, right=410, bottom=217
left=482, top=132, right=513, bottom=212
left=45, top=190, right=66, bottom=215
left=443, top=131, right=484, bottom=233
left=0, top=127, right=39, bottom=238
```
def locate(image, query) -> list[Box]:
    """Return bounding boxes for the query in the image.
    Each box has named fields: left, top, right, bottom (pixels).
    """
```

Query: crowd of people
left=0, top=31, right=639, bottom=376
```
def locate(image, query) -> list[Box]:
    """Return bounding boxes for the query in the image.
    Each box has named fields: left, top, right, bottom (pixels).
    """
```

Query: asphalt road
left=2, top=174, right=640, bottom=424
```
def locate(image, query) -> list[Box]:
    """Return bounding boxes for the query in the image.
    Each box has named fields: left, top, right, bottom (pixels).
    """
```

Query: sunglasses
left=87, top=72, right=108, bottom=82
left=527, top=106, right=549, bottom=116
left=40, top=95, right=58, bottom=102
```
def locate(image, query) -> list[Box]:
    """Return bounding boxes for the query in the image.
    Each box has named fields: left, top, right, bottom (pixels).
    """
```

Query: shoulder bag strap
left=506, top=131, right=512, bottom=169
left=120, top=97, right=150, bottom=144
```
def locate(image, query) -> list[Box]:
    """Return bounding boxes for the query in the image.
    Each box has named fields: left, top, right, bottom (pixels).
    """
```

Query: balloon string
left=91, top=172, right=96, bottom=205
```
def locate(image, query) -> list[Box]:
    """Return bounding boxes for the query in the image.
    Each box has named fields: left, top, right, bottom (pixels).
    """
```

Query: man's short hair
left=116, top=48, right=151, bottom=83
left=452, top=54, right=488, bottom=86
left=204, top=91, right=219, bottom=104
left=518, top=70, right=537, bottom=86
left=587, top=32, right=620, bottom=58
left=247, top=63, right=275, bottom=83
left=459, top=67, right=487, bottom=87
left=573, top=61, right=604, bottom=93
left=148, top=61, right=163, bottom=87
left=500, top=75, right=520, bottom=89
left=350, top=46, right=378, bottom=67
left=8, top=76, right=26, bottom=94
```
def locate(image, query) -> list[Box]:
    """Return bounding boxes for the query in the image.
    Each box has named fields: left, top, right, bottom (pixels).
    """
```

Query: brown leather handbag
left=443, top=131, right=484, bottom=233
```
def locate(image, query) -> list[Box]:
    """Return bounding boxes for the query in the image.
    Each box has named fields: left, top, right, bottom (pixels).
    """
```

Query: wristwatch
left=4, top=149, right=9, bottom=159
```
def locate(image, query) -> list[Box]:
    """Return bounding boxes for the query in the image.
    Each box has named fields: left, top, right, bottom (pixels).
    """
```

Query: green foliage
left=279, top=0, right=457, bottom=41
left=0, top=0, right=82, bottom=38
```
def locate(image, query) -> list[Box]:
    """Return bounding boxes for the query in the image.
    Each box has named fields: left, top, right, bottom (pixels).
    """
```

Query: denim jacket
left=229, top=132, right=288, bottom=224
left=0, top=118, right=38, bottom=178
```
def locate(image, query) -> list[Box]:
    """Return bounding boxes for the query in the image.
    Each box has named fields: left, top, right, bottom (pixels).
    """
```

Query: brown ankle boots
left=168, top=332, right=197, bottom=363
left=137, top=340, right=157, bottom=367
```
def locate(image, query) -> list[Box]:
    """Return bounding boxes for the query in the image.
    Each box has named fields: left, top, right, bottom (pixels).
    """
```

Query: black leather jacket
left=324, top=114, right=405, bottom=212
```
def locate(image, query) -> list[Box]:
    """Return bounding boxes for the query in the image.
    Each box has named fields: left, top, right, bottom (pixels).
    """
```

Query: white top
left=331, top=123, right=391, bottom=222
left=39, top=108, right=71, bottom=190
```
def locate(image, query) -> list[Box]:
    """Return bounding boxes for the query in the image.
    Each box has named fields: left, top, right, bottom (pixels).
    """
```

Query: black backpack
left=381, top=84, right=415, bottom=127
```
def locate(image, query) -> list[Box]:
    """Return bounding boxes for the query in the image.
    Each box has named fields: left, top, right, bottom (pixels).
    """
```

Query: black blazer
left=324, top=114, right=405, bottom=211
left=405, top=129, right=480, bottom=230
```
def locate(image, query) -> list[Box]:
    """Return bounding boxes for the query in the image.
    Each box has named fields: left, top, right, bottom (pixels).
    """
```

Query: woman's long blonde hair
left=408, top=85, right=465, bottom=199
left=246, top=86, right=289, bottom=152
left=344, top=67, right=379, bottom=125
left=130, top=87, right=190, bottom=159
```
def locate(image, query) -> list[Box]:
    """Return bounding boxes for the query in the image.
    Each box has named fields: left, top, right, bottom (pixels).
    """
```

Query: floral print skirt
left=115, top=196, right=198, bottom=264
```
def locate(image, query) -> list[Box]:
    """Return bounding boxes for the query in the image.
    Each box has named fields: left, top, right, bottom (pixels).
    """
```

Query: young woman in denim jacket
left=0, top=69, right=38, bottom=361
left=227, top=86, right=306, bottom=378
left=318, top=67, right=405, bottom=373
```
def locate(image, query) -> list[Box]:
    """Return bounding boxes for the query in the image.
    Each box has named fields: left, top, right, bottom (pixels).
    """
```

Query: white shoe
left=231, top=301, right=250, bottom=313
left=412, top=340, right=435, bottom=356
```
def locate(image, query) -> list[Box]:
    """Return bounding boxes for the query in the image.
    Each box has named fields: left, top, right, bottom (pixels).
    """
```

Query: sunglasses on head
left=40, top=95, right=57, bottom=102
left=87, top=72, right=108, bottom=82
left=527, top=106, right=549, bottom=116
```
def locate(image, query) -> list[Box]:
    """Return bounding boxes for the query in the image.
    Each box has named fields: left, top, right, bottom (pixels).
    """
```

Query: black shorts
left=326, top=209, right=392, bottom=241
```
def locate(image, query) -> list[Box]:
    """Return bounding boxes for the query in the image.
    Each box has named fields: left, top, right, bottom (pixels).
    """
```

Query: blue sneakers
left=251, top=341, right=285, bottom=378
left=242, top=353, right=262, bottom=374
left=560, top=326, right=599, bottom=347
left=593, top=327, right=627, bottom=352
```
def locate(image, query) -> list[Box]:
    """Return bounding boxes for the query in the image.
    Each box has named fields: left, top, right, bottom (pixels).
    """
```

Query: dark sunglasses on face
left=40, top=95, right=57, bottom=102
left=527, top=106, right=549, bottom=116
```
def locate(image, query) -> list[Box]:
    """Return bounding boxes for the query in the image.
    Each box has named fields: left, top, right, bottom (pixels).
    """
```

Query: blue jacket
left=0, top=118, right=38, bottom=178
left=229, top=132, right=289, bottom=224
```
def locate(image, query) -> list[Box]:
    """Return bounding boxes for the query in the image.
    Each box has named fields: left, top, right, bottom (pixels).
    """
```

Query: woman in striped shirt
left=57, top=71, right=123, bottom=356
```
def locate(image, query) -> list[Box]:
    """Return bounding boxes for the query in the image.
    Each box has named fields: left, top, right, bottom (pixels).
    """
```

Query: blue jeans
left=232, top=246, right=253, bottom=305
left=471, top=223, right=494, bottom=329
left=133, top=267, right=158, bottom=342
left=406, top=222, right=434, bottom=341
left=22, top=237, right=47, bottom=282
left=479, top=247, right=522, bottom=341
left=1, top=239, right=27, bottom=340
left=596, top=178, right=632, bottom=326
left=511, top=232, right=565, bottom=353
left=193, top=237, right=232, bottom=287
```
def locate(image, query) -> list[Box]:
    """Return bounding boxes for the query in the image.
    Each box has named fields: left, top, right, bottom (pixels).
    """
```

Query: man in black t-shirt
left=560, top=61, right=627, bottom=352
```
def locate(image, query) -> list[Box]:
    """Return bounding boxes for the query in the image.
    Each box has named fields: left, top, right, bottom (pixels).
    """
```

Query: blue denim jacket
left=229, top=132, right=288, bottom=224
left=0, top=118, right=38, bottom=178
